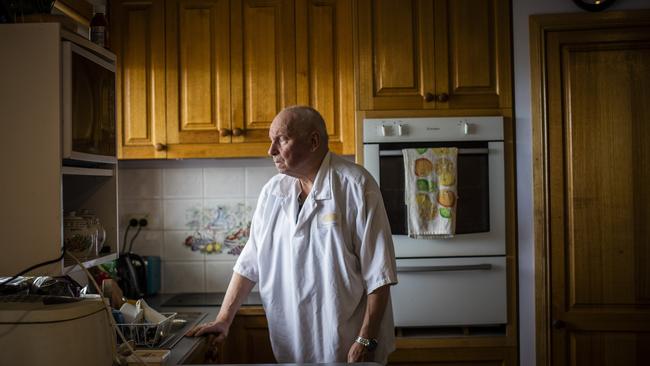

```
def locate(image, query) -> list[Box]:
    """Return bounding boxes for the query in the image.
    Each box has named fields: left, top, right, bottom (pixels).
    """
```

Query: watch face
left=367, top=339, right=378, bottom=352
left=572, top=0, right=617, bottom=12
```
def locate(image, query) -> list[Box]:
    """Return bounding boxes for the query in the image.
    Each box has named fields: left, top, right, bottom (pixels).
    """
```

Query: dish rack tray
left=115, top=312, right=177, bottom=348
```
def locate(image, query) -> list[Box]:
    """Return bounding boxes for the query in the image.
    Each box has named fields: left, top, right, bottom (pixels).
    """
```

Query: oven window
left=379, top=145, right=490, bottom=235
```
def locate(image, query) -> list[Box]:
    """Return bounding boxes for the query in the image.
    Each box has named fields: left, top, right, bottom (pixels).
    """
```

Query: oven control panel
left=362, top=116, right=503, bottom=143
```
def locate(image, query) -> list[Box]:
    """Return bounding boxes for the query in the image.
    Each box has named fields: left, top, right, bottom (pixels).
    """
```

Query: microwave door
left=62, top=41, right=116, bottom=164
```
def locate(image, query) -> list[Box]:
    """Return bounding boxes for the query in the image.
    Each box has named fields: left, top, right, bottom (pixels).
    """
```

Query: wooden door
left=357, top=0, right=437, bottom=110
left=111, top=0, right=166, bottom=159
left=443, top=0, right=511, bottom=109
left=532, top=11, right=650, bottom=366
left=165, top=0, right=232, bottom=158
left=295, top=0, right=355, bottom=155
left=231, top=0, right=296, bottom=148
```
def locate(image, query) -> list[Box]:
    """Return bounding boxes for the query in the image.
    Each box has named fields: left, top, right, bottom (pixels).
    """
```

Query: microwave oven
left=62, top=41, right=116, bottom=164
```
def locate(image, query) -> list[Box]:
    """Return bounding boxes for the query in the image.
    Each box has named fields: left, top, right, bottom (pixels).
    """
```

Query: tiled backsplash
left=118, top=158, right=277, bottom=293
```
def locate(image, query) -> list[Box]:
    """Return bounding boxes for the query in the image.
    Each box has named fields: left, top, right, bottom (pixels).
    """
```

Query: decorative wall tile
left=119, top=199, right=163, bottom=230
left=119, top=157, right=275, bottom=293
left=163, top=230, right=205, bottom=261
left=163, top=199, right=202, bottom=230
left=205, top=261, right=235, bottom=292
left=119, top=169, right=162, bottom=199
left=163, top=261, right=205, bottom=293
left=163, top=168, right=203, bottom=198
left=204, top=167, right=245, bottom=198
left=245, top=165, right=278, bottom=198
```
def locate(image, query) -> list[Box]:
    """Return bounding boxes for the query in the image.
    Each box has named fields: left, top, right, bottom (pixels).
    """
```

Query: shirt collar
left=270, top=152, right=332, bottom=201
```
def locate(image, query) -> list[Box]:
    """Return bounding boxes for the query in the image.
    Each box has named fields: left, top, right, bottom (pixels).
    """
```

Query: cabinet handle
left=437, top=93, right=449, bottom=102
left=424, top=92, right=435, bottom=102
left=552, top=319, right=566, bottom=329
left=219, top=128, right=231, bottom=137
left=232, top=128, right=243, bottom=137
left=154, top=143, right=166, bottom=151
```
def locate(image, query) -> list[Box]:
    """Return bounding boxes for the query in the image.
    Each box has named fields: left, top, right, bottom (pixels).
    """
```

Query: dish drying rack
left=115, top=312, right=177, bottom=348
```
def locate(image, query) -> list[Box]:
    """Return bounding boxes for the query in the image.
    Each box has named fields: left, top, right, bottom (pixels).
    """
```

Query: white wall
left=512, top=1, right=650, bottom=365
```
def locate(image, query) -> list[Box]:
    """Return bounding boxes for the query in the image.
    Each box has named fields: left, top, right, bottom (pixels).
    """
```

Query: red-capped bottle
left=90, top=5, right=108, bottom=48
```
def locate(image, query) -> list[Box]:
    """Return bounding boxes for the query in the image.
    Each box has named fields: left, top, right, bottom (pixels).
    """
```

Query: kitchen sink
left=157, top=311, right=207, bottom=349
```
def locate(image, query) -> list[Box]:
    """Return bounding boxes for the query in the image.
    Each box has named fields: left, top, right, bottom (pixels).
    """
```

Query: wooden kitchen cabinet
left=388, top=345, right=517, bottom=366
left=112, top=0, right=355, bottom=159
left=217, top=308, right=276, bottom=364
left=111, top=0, right=167, bottom=159
left=357, top=0, right=512, bottom=111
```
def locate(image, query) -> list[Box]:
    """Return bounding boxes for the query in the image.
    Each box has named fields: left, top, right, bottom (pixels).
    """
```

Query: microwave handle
left=379, top=148, right=488, bottom=157
left=397, top=264, right=492, bottom=273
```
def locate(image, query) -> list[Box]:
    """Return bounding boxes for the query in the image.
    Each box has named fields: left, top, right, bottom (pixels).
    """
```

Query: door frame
left=529, top=9, right=650, bottom=366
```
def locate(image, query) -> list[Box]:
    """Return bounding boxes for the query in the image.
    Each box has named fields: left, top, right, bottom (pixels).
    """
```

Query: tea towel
left=403, top=147, right=458, bottom=238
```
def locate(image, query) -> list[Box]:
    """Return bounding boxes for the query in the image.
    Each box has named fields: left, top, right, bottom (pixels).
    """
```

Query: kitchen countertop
left=142, top=293, right=381, bottom=366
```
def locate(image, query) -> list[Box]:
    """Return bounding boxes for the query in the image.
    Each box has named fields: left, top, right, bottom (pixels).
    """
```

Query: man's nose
left=268, top=142, right=277, bottom=156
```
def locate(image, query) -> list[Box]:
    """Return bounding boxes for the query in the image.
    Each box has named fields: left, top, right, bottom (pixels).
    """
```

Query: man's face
left=268, top=112, right=313, bottom=177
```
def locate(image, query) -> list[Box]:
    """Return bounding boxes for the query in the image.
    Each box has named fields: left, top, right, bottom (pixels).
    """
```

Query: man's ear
left=310, top=131, right=321, bottom=152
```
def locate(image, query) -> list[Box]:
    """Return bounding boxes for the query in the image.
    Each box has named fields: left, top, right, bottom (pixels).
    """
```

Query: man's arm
left=348, top=284, right=391, bottom=362
left=186, top=272, right=256, bottom=340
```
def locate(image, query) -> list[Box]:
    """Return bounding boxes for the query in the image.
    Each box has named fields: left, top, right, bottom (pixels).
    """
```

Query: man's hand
left=186, top=320, right=229, bottom=342
left=347, top=341, right=369, bottom=363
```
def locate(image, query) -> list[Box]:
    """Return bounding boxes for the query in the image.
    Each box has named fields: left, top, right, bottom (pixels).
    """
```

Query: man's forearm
left=358, top=285, right=390, bottom=339
left=215, top=272, right=256, bottom=326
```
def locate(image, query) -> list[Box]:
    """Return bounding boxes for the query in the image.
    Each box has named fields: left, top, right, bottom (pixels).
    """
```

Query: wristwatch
left=355, top=336, right=378, bottom=352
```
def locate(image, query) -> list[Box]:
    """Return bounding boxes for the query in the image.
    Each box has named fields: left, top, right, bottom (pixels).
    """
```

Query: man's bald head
left=277, top=105, right=329, bottom=151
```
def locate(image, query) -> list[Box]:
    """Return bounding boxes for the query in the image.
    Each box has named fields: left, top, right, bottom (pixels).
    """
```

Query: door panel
left=357, top=0, right=436, bottom=110
left=166, top=0, right=230, bottom=146
left=232, top=0, right=295, bottom=144
left=112, top=0, right=166, bottom=158
left=444, top=0, right=510, bottom=109
left=545, top=25, right=650, bottom=366
left=295, top=0, right=355, bottom=155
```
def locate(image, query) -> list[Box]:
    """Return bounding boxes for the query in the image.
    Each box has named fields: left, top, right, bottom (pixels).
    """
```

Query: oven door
left=364, top=141, right=505, bottom=257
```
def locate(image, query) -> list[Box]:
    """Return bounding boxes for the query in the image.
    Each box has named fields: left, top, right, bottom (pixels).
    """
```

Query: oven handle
left=379, top=148, right=488, bottom=156
left=396, top=263, right=493, bottom=272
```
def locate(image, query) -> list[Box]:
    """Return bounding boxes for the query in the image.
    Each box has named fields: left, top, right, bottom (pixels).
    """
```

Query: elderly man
left=187, top=106, right=397, bottom=363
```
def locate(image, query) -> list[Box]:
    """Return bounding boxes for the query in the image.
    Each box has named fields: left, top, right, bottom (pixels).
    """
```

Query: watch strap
left=355, top=336, right=378, bottom=351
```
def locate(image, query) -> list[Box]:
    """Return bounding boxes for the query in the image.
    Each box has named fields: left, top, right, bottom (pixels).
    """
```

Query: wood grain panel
left=307, top=1, right=336, bottom=136
left=570, top=332, right=650, bottom=366
left=113, top=0, right=166, bottom=159
left=565, top=46, right=650, bottom=307
left=448, top=0, right=493, bottom=90
left=123, top=9, right=150, bottom=142
left=166, top=0, right=230, bottom=145
left=374, top=0, right=418, bottom=92
left=357, top=0, right=435, bottom=110
left=179, top=4, right=216, bottom=130
left=295, top=0, right=355, bottom=155
left=239, top=0, right=295, bottom=141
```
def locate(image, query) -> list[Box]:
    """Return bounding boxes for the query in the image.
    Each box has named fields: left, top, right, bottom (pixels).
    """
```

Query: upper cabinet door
left=231, top=0, right=297, bottom=145
left=165, top=0, right=231, bottom=154
left=296, top=0, right=355, bottom=155
left=112, top=0, right=166, bottom=158
left=357, top=0, right=512, bottom=111
left=357, top=0, right=436, bottom=110
left=443, top=0, right=511, bottom=109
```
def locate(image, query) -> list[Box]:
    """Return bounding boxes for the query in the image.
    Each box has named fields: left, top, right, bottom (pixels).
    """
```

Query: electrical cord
left=122, top=218, right=138, bottom=254
left=0, top=248, right=65, bottom=287
left=127, top=218, right=147, bottom=254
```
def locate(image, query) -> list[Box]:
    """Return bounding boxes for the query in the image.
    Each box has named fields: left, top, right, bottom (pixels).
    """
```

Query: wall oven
left=363, top=117, right=506, bottom=327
